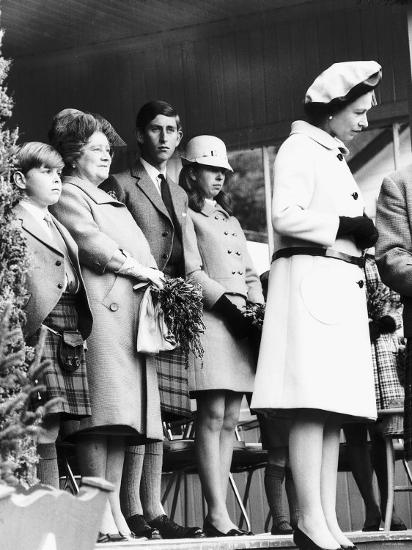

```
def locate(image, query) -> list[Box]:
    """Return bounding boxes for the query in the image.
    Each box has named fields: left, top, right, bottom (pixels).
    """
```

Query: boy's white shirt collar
left=20, top=199, right=53, bottom=238
left=140, top=157, right=167, bottom=195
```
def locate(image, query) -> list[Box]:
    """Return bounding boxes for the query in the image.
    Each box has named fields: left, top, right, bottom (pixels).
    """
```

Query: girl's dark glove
left=378, top=315, right=397, bottom=334
left=249, top=325, right=262, bottom=365
left=369, top=315, right=397, bottom=342
left=337, top=215, right=378, bottom=249
left=212, top=295, right=253, bottom=340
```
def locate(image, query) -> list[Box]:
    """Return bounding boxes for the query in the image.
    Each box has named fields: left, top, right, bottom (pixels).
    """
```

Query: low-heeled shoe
left=96, top=532, right=128, bottom=543
left=149, top=514, right=205, bottom=539
left=126, top=514, right=162, bottom=539
left=203, top=518, right=249, bottom=537
left=293, top=527, right=339, bottom=550
left=271, top=520, right=294, bottom=535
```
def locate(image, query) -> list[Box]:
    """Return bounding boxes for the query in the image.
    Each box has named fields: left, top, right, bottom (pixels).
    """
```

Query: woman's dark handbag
left=58, top=330, right=84, bottom=372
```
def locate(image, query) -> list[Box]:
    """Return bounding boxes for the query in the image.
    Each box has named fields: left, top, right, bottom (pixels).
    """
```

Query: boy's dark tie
left=157, top=174, right=183, bottom=277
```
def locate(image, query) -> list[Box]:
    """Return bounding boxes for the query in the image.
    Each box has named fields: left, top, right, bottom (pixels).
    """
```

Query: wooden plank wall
left=7, top=0, right=410, bottom=153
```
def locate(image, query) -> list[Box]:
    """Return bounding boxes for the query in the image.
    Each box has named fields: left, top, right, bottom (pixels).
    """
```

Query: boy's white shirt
left=140, top=157, right=167, bottom=195
left=20, top=199, right=53, bottom=240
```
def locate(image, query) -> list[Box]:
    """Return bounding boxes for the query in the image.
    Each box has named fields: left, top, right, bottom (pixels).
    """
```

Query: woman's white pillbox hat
left=305, top=61, right=382, bottom=104
left=182, top=135, right=233, bottom=172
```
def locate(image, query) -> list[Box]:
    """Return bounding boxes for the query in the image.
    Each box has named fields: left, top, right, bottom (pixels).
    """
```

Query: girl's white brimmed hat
left=182, top=135, right=233, bottom=172
left=305, top=60, right=382, bottom=104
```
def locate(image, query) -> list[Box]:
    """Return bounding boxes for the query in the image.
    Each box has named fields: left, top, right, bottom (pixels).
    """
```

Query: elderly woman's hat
left=305, top=61, right=382, bottom=105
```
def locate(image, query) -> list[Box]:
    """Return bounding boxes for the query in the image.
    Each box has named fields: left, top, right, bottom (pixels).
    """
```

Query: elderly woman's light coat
left=51, top=175, right=162, bottom=441
left=251, top=121, right=376, bottom=420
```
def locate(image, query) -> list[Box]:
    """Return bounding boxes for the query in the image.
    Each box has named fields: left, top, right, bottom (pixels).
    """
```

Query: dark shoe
left=126, top=514, right=162, bottom=539
left=239, top=528, right=254, bottom=535
left=149, top=514, right=205, bottom=539
left=362, top=515, right=381, bottom=532
left=391, top=519, right=407, bottom=531
left=203, top=518, right=248, bottom=537
left=96, top=532, right=127, bottom=543
left=271, top=520, right=293, bottom=535
left=293, top=527, right=339, bottom=550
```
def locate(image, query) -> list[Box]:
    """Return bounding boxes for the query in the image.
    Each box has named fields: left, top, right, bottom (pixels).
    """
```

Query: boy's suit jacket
left=14, top=203, right=93, bottom=340
left=101, top=160, right=187, bottom=272
left=376, top=165, right=412, bottom=336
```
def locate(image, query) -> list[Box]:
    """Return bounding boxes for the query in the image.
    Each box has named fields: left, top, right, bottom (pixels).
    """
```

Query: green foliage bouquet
left=151, top=278, right=205, bottom=365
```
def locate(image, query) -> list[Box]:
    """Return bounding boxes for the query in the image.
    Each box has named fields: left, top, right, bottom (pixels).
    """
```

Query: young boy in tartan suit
left=101, top=101, right=205, bottom=539
left=13, top=142, right=92, bottom=488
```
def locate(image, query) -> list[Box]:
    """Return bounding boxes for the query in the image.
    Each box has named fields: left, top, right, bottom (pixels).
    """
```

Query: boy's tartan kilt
left=147, top=347, right=192, bottom=421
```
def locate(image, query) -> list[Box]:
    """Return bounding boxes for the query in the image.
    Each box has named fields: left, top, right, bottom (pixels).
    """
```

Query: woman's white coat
left=251, top=121, right=376, bottom=420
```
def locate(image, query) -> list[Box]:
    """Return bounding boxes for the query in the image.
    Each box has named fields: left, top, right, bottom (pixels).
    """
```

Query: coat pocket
left=300, top=258, right=359, bottom=325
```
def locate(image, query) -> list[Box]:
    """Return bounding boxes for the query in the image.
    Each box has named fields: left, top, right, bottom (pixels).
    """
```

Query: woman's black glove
left=337, top=215, right=378, bottom=249
left=378, top=315, right=397, bottom=334
left=212, top=295, right=253, bottom=340
left=369, top=315, right=397, bottom=342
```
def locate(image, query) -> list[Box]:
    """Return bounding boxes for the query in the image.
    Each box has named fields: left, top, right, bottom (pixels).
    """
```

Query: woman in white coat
left=251, top=61, right=381, bottom=550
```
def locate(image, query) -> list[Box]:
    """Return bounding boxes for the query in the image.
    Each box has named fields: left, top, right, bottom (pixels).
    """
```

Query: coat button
left=235, top=251, right=241, bottom=256
left=224, top=231, right=229, bottom=235
left=357, top=280, right=364, bottom=288
left=215, top=215, right=219, bottom=220
left=162, top=253, right=168, bottom=259
left=227, top=250, right=232, bottom=254
left=57, top=283, right=63, bottom=289
left=232, top=271, right=236, bottom=275
left=337, top=153, right=343, bottom=161
left=232, top=233, right=237, bottom=237
left=351, top=192, right=359, bottom=200
left=110, top=303, right=119, bottom=311
left=162, top=231, right=168, bottom=237
left=56, top=260, right=62, bottom=266
left=238, top=271, right=243, bottom=275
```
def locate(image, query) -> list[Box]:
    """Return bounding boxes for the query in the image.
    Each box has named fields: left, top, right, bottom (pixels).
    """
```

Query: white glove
left=116, top=255, right=165, bottom=289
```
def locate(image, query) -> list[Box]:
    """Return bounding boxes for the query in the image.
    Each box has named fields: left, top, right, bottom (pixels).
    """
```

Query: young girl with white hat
left=180, top=135, right=264, bottom=537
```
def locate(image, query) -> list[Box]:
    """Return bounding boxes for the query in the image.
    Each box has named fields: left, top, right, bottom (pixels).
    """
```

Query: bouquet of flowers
left=242, top=301, right=265, bottom=329
left=151, top=278, right=205, bottom=365
left=366, top=280, right=401, bottom=323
